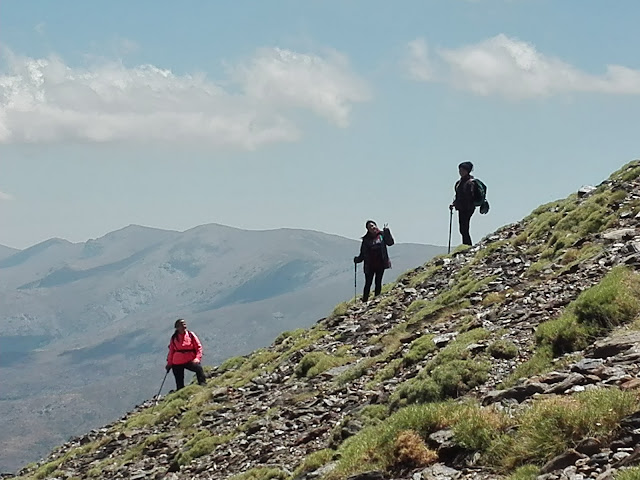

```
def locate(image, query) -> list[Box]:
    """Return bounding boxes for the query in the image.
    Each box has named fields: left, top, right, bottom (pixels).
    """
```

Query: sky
left=1, top=0, right=639, bottom=249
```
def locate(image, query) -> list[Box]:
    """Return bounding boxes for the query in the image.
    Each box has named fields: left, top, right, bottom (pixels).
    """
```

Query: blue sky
left=1, top=0, right=639, bottom=249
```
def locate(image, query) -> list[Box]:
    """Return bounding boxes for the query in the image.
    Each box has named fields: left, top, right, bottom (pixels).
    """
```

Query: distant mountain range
left=0, top=223, right=445, bottom=472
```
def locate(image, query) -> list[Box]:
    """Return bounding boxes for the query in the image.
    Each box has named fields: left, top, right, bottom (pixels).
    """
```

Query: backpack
left=472, top=179, right=490, bottom=214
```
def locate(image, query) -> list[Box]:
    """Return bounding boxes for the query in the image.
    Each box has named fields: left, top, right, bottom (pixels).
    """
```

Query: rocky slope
left=7, top=160, right=640, bottom=480
left=0, top=224, right=441, bottom=472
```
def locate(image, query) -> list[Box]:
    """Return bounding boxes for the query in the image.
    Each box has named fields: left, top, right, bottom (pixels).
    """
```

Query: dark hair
left=174, top=318, right=185, bottom=329
left=458, top=161, right=474, bottom=174
left=365, top=220, right=377, bottom=228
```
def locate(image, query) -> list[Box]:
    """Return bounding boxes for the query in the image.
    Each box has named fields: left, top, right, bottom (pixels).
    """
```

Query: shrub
left=293, top=449, right=335, bottom=476
left=451, top=403, right=511, bottom=452
left=507, top=465, right=540, bottom=480
left=328, top=403, right=457, bottom=478
left=496, top=388, right=639, bottom=469
left=155, top=398, right=187, bottom=424
left=617, top=467, right=640, bottom=480
left=178, top=410, right=201, bottom=429
left=488, top=339, right=518, bottom=359
left=177, top=431, right=234, bottom=465
left=124, top=413, right=155, bottom=429
left=274, top=328, right=304, bottom=345
left=430, top=359, right=490, bottom=398
left=534, top=314, right=592, bottom=356
left=330, top=302, right=349, bottom=318
left=501, top=345, right=553, bottom=388
left=393, top=430, right=438, bottom=468
left=295, top=351, right=352, bottom=378
left=402, top=335, right=436, bottom=366
left=573, top=266, right=640, bottom=329
left=217, top=355, right=246, bottom=372
left=336, top=357, right=376, bottom=385
left=482, top=292, right=505, bottom=306
left=391, top=377, right=442, bottom=408
left=359, top=404, right=389, bottom=426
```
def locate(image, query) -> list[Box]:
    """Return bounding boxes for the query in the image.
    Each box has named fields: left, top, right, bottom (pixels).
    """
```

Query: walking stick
left=154, top=370, right=170, bottom=407
left=354, top=262, right=357, bottom=303
left=448, top=209, right=453, bottom=254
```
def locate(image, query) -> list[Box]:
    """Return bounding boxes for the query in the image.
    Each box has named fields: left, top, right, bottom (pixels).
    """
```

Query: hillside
left=7, top=160, right=640, bottom=480
left=0, top=244, right=19, bottom=261
left=0, top=225, right=442, bottom=473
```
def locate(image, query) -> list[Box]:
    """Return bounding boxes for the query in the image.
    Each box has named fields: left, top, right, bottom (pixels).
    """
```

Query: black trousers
left=458, top=208, right=475, bottom=246
left=363, top=267, right=385, bottom=301
left=172, top=361, right=206, bottom=389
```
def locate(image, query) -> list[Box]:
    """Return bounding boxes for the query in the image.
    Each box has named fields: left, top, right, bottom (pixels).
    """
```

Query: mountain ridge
left=0, top=223, right=443, bottom=473
left=6, top=160, right=640, bottom=480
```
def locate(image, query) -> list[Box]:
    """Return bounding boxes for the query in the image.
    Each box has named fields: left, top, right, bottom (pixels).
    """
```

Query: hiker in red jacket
left=166, top=318, right=206, bottom=389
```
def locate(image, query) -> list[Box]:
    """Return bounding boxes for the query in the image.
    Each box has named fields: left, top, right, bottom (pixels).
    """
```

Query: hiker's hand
left=165, top=365, right=171, bottom=372
left=449, top=204, right=454, bottom=211
left=192, top=359, right=200, bottom=364
left=353, top=256, right=358, bottom=263
left=383, top=223, right=389, bottom=230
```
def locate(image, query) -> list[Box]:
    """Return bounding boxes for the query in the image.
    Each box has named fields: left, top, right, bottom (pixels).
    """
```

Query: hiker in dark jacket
left=449, top=161, right=477, bottom=246
left=353, top=220, right=395, bottom=302
left=166, top=318, right=206, bottom=390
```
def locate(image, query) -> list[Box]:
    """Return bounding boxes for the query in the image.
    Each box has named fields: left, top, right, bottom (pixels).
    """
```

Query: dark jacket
left=453, top=175, right=477, bottom=211
left=354, top=228, right=395, bottom=273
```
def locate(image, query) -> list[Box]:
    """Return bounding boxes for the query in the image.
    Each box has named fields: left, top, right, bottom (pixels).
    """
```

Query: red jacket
left=166, top=330, right=203, bottom=367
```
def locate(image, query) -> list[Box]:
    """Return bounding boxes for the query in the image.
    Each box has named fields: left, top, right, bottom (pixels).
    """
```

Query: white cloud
left=0, top=47, right=369, bottom=149
left=0, top=190, right=13, bottom=201
left=231, top=48, right=370, bottom=128
left=407, top=34, right=640, bottom=99
left=406, top=39, right=433, bottom=82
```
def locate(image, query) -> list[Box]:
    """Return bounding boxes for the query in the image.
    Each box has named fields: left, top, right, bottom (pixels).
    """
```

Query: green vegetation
left=155, top=397, right=187, bottom=424
left=295, top=349, right=354, bottom=378
left=326, top=387, right=637, bottom=479
left=492, top=388, right=638, bottom=470
left=273, top=328, right=305, bottom=345
left=506, top=266, right=640, bottom=386
left=501, top=345, right=553, bottom=388
left=176, top=430, right=235, bottom=465
left=292, top=449, right=335, bottom=477
left=402, top=264, right=443, bottom=288
left=22, top=438, right=110, bottom=480
left=507, top=465, right=540, bottom=480
left=335, top=356, right=380, bottom=385
left=330, top=301, right=349, bottom=318
left=488, top=339, right=518, bottom=359
left=616, top=467, right=640, bottom=480
left=482, top=291, right=506, bottom=306
left=228, top=467, right=289, bottom=480
left=402, top=334, right=436, bottom=366
left=611, top=160, right=640, bottom=183
left=391, top=329, right=490, bottom=408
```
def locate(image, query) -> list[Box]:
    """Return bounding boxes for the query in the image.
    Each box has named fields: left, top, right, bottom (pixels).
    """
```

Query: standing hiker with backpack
left=449, top=161, right=489, bottom=246
left=166, top=318, right=206, bottom=390
left=353, top=220, right=395, bottom=302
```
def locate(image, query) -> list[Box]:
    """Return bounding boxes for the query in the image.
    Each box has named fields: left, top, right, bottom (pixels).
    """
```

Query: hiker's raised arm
left=383, top=227, right=394, bottom=246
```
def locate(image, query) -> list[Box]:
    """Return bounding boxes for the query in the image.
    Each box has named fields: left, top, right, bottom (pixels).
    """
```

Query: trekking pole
left=154, top=370, right=169, bottom=407
left=447, top=209, right=453, bottom=254
left=354, top=262, right=357, bottom=303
